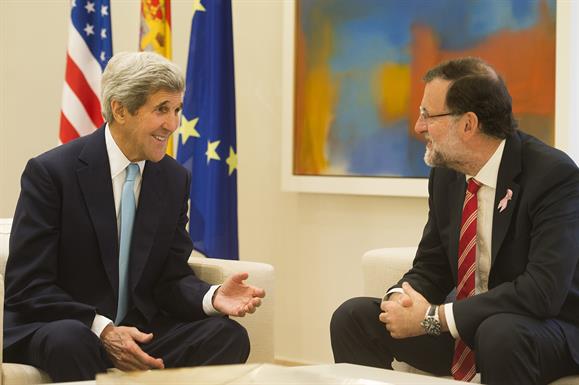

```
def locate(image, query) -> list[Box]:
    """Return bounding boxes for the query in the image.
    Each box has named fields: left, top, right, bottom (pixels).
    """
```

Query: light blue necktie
left=115, top=163, right=139, bottom=325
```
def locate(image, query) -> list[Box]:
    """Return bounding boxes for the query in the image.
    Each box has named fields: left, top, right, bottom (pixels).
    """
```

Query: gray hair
left=101, top=51, right=185, bottom=123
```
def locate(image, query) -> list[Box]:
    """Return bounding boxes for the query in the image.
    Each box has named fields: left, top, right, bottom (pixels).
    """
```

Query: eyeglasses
left=418, top=107, right=455, bottom=123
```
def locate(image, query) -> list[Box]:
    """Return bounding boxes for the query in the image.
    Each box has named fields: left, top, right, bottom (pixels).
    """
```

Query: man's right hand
left=386, top=292, right=413, bottom=307
left=100, top=324, right=164, bottom=371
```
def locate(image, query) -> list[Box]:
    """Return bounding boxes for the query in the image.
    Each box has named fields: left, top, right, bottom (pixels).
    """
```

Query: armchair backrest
left=361, top=247, right=416, bottom=297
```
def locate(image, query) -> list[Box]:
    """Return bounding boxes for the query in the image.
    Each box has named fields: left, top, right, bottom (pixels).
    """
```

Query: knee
left=475, top=314, right=536, bottom=368
left=206, top=317, right=250, bottom=363
left=222, top=318, right=249, bottom=347
left=30, top=320, right=106, bottom=382
left=33, top=319, right=98, bottom=356
left=210, top=317, right=250, bottom=351
left=331, top=297, right=376, bottom=337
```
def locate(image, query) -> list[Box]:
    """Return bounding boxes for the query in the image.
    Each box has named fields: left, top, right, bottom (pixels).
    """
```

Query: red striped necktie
left=451, top=178, right=481, bottom=382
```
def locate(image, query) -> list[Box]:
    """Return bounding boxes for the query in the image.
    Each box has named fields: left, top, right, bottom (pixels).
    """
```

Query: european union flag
left=176, top=0, right=238, bottom=260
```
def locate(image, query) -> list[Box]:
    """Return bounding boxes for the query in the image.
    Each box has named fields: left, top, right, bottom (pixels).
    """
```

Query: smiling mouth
left=152, top=135, right=167, bottom=142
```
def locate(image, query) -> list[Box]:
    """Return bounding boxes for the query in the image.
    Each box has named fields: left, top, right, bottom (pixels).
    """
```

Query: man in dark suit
left=4, top=52, right=265, bottom=382
left=330, top=57, right=579, bottom=384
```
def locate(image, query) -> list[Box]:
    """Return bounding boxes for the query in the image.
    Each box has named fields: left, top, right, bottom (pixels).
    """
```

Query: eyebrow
left=154, top=101, right=183, bottom=109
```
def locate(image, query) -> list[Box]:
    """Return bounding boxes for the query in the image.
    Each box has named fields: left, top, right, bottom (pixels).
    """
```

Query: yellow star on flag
left=206, top=140, right=221, bottom=164
left=225, top=146, right=237, bottom=175
left=193, top=0, right=206, bottom=15
left=179, top=116, right=200, bottom=145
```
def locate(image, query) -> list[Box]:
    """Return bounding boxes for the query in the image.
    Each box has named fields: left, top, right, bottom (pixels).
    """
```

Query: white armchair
left=362, top=247, right=579, bottom=385
left=0, top=218, right=274, bottom=385
left=187, top=254, right=274, bottom=364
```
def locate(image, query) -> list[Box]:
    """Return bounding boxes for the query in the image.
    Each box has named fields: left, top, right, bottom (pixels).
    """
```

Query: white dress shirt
left=386, top=140, right=506, bottom=340
left=90, top=125, right=220, bottom=337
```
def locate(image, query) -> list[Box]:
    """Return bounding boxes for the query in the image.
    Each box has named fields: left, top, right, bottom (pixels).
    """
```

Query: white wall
left=556, top=0, right=579, bottom=164
left=0, top=0, right=576, bottom=365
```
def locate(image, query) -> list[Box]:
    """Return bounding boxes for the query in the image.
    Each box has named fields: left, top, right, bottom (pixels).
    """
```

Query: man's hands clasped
left=379, top=282, right=431, bottom=338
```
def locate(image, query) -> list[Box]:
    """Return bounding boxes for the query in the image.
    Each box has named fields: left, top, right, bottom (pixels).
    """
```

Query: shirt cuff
left=444, top=303, right=460, bottom=339
left=91, top=314, right=113, bottom=337
left=202, top=285, right=222, bottom=316
left=383, top=288, right=404, bottom=301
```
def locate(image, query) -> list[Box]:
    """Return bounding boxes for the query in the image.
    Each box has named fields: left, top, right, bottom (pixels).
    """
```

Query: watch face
left=421, top=318, right=441, bottom=336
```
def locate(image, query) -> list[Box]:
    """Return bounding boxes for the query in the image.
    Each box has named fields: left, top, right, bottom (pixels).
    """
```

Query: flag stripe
left=62, top=82, right=99, bottom=137
left=64, top=54, right=104, bottom=127
left=59, top=112, right=80, bottom=143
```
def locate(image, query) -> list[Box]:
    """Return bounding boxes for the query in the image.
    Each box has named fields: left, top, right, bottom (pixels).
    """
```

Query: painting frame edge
left=281, top=0, right=576, bottom=198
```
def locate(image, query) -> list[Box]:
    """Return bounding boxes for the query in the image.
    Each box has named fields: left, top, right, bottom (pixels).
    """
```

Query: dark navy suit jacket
left=4, top=127, right=210, bottom=349
left=396, top=130, right=579, bottom=365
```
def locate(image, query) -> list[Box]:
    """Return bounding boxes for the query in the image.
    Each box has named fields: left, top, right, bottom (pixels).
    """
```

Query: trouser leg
left=8, top=319, right=112, bottom=382
left=475, top=313, right=578, bottom=385
left=330, top=297, right=454, bottom=375
left=141, top=315, right=250, bottom=368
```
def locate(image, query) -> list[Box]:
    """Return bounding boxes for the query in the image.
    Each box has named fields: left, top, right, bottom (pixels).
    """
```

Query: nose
left=165, top=113, right=180, bottom=133
left=414, top=118, right=427, bottom=136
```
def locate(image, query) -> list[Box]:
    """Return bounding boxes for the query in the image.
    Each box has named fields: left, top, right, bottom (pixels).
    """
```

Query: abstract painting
left=293, top=0, right=556, bottom=179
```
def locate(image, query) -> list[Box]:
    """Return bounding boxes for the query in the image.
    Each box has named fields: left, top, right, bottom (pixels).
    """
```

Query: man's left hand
left=213, top=272, right=266, bottom=317
left=379, top=282, right=430, bottom=338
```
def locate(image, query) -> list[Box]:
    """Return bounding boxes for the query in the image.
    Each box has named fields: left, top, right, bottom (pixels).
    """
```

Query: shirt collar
left=104, top=124, right=145, bottom=179
left=466, top=139, right=506, bottom=189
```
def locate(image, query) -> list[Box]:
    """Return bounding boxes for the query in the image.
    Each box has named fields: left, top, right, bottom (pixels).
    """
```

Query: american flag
left=60, top=0, right=112, bottom=143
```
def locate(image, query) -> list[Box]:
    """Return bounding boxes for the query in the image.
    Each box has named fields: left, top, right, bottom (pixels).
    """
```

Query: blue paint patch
left=347, top=120, right=430, bottom=177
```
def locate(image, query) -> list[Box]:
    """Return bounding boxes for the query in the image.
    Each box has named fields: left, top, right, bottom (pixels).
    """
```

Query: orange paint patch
left=409, top=1, right=555, bottom=144
left=294, top=21, right=337, bottom=174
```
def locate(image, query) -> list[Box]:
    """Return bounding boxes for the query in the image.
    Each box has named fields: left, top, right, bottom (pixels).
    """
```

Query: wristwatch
left=420, top=305, right=441, bottom=336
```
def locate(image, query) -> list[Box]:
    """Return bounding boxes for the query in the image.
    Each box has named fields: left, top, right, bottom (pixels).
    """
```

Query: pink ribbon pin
left=497, top=189, right=513, bottom=213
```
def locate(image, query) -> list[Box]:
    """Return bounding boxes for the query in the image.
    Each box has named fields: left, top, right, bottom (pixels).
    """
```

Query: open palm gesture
left=212, top=272, right=265, bottom=317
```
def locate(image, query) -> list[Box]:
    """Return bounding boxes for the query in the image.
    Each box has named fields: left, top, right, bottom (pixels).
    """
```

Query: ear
left=111, top=99, right=127, bottom=124
left=462, top=112, right=479, bottom=138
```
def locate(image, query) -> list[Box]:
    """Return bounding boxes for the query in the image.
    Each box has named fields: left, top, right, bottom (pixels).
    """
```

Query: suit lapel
left=76, top=128, right=119, bottom=291
left=491, top=133, right=522, bottom=264
left=130, top=160, right=166, bottom=290
left=448, top=173, right=467, bottom=282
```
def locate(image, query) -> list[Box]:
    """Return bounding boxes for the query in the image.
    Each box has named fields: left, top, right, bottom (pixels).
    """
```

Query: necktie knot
left=467, top=178, right=481, bottom=195
left=126, top=163, right=139, bottom=182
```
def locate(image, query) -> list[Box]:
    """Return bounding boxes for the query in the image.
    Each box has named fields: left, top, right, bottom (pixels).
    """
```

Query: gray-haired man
left=4, top=52, right=265, bottom=381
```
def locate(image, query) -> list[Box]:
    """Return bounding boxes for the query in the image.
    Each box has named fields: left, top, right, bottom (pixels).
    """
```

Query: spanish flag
left=139, top=0, right=174, bottom=156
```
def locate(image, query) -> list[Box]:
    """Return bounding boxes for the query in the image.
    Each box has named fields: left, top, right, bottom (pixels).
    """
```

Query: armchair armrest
left=188, top=256, right=275, bottom=363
